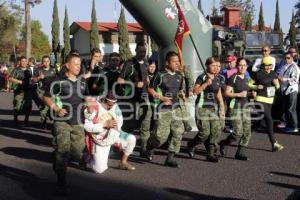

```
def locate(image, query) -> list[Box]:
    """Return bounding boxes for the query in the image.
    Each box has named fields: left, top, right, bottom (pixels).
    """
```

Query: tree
left=63, top=6, right=71, bottom=60
left=294, top=0, right=300, bottom=27
left=211, top=0, right=219, bottom=17
left=0, top=4, right=22, bottom=62
left=117, top=7, right=132, bottom=61
left=288, top=11, right=299, bottom=52
left=197, top=0, right=204, bottom=15
left=273, top=0, right=281, bottom=32
left=24, top=0, right=42, bottom=58
left=258, top=2, right=265, bottom=31
left=240, top=0, right=255, bottom=28
left=20, top=20, right=51, bottom=60
left=51, top=0, right=60, bottom=62
left=90, top=0, right=99, bottom=50
left=220, top=0, right=242, bottom=7
left=244, top=13, right=252, bottom=31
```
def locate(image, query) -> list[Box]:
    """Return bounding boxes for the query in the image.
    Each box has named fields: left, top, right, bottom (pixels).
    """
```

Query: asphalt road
left=0, top=92, right=299, bottom=200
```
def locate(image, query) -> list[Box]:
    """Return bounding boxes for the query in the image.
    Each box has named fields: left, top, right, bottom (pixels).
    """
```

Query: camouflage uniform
left=44, top=77, right=87, bottom=184
left=188, top=73, right=223, bottom=162
left=146, top=70, right=184, bottom=167
left=229, top=108, right=251, bottom=147
left=52, top=122, right=85, bottom=174
left=11, top=67, right=33, bottom=124
left=219, top=74, right=251, bottom=160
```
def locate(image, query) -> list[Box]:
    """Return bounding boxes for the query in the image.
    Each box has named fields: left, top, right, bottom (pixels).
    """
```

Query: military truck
left=213, top=28, right=285, bottom=65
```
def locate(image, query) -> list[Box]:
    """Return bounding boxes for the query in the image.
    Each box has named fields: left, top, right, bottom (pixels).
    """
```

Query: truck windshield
left=266, top=33, right=281, bottom=46
left=245, top=33, right=263, bottom=47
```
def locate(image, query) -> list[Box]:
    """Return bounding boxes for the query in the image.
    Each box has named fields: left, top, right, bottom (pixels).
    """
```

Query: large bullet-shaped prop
left=119, top=0, right=212, bottom=78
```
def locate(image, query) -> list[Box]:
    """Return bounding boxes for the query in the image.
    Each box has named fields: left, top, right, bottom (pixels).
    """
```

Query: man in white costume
left=84, top=93, right=136, bottom=173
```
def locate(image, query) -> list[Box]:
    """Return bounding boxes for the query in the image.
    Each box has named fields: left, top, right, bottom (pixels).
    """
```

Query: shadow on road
left=0, top=126, right=51, bottom=147
left=0, top=163, right=237, bottom=200
left=164, top=188, right=246, bottom=200
left=0, top=147, right=52, bottom=163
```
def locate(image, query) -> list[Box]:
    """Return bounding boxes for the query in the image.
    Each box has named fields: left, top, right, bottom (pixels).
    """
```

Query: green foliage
left=117, top=7, right=132, bottom=61
left=289, top=11, right=299, bottom=52
left=244, top=13, right=252, bottom=31
left=258, top=2, right=265, bottom=31
left=63, top=6, right=71, bottom=61
left=294, top=0, right=300, bottom=27
left=51, top=0, right=60, bottom=54
left=90, top=0, right=99, bottom=50
left=220, top=0, right=255, bottom=29
left=0, top=4, right=22, bottom=61
left=240, top=0, right=255, bottom=28
left=21, top=20, right=51, bottom=60
left=273, top=0, right=281, bottom=32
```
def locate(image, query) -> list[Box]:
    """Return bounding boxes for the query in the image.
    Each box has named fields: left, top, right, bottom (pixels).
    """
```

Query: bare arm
left=216, top=88, right=225, bottom=117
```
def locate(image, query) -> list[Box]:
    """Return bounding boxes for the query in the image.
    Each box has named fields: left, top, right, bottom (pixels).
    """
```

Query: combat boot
left=164, top=152, right=179, bottom=168
left=14, top=113, right=19, bottom=127
left=219, top=136, right=235, bottom=157
left=24, top=115, right=29, bottom=127
left=187, top=139, right=200, bottom=158
left=235, top=146, right=248, bottom=161
left=55, top=172, right=69, bottom=196
left=206, top=145, right=219, bottom=163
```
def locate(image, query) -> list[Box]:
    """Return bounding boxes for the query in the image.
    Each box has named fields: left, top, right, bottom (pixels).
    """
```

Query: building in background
left=70, top=21, right=149, bottom=60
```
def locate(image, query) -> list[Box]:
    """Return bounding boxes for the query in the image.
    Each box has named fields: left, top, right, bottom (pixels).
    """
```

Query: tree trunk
left=25, top=0, right=31, bottom=59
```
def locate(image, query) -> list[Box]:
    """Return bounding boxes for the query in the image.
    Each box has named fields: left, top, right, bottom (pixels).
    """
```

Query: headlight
left=218, top=31, right=225, bottom=39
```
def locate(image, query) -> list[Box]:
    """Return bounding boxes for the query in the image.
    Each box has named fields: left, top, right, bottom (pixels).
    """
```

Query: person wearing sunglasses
left=277, top=52, right=300, bottom=133
left=248, top=57, right=284, bottom=152
left=252, top=46, right=276, bottom=72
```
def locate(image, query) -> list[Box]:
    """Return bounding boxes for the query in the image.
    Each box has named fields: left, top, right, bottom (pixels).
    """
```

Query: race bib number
left=267, top=87, right=275, bottom=97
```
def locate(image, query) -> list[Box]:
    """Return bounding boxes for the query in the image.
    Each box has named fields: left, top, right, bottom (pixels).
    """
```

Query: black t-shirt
left=149, top=70, right=182, bottom=110
left=227, top=74, right=249, bottom=109
left=44, top=77, right=88, bottom=125
left=11, top=67, right=33, bottom=92
left=253, top=70, right=277, bottom=98
left=105, top=67, right=120, bottom=91
left=195, top=74, right=222, bottom=108
left=119, top=58, right=148, bottom=101
left=36, top=67, right=57, bottom=91
left=88, top=64, right=106, bottom=96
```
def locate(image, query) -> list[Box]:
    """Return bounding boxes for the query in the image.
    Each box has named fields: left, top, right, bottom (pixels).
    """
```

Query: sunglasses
left=285, top=57, right=292, bottom=60
left=262, top=49, right=269, bottom=52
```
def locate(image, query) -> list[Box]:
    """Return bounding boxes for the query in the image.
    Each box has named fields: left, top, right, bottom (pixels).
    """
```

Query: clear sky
left=29, top=0, right=297, bottom=43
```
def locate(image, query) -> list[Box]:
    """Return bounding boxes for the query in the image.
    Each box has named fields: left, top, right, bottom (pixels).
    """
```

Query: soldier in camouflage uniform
left=43, top=54, right=88, bottom=195
left=145, top=51, right=184, bottom=168
left=35, top=55, right=57, bottom=128
left=9, top=56, right=33, bottom=126
left=219, top=58, right=252, bottom=161
left=139, top=59, right=157, bottom=157
left=187, top=57, right=225, bottom=163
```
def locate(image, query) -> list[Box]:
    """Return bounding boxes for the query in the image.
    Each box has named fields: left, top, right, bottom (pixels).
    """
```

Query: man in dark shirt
left=117, top=42, right=148, bottom=132
left=9, top=56, right=33, bottom=126
left=43, top=54, right=87, bottom=195
left=85, top=48, right=106, bottom=96
left=35, top=55, right=57, bottom=128
left=145, top=51, right=184, bottom=168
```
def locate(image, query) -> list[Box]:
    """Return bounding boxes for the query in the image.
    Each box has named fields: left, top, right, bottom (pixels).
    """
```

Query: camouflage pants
left=52, top=122, right=85, bottom=175
left=194, top=107, right=222, bottom=148
left=149, top=107, right=184, bottom=153
left=13, top=91, right=32, bottom=115
left=230, top=108, right=252, bottom=147
left=37, top=89, right=49, bottom=121
left=179, top=97, right=192, bottom=127
left=139, top=104, right=154, bottom=152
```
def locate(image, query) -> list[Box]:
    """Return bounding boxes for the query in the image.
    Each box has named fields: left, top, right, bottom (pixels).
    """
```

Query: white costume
left=84, top=101, right=136, bottom=173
